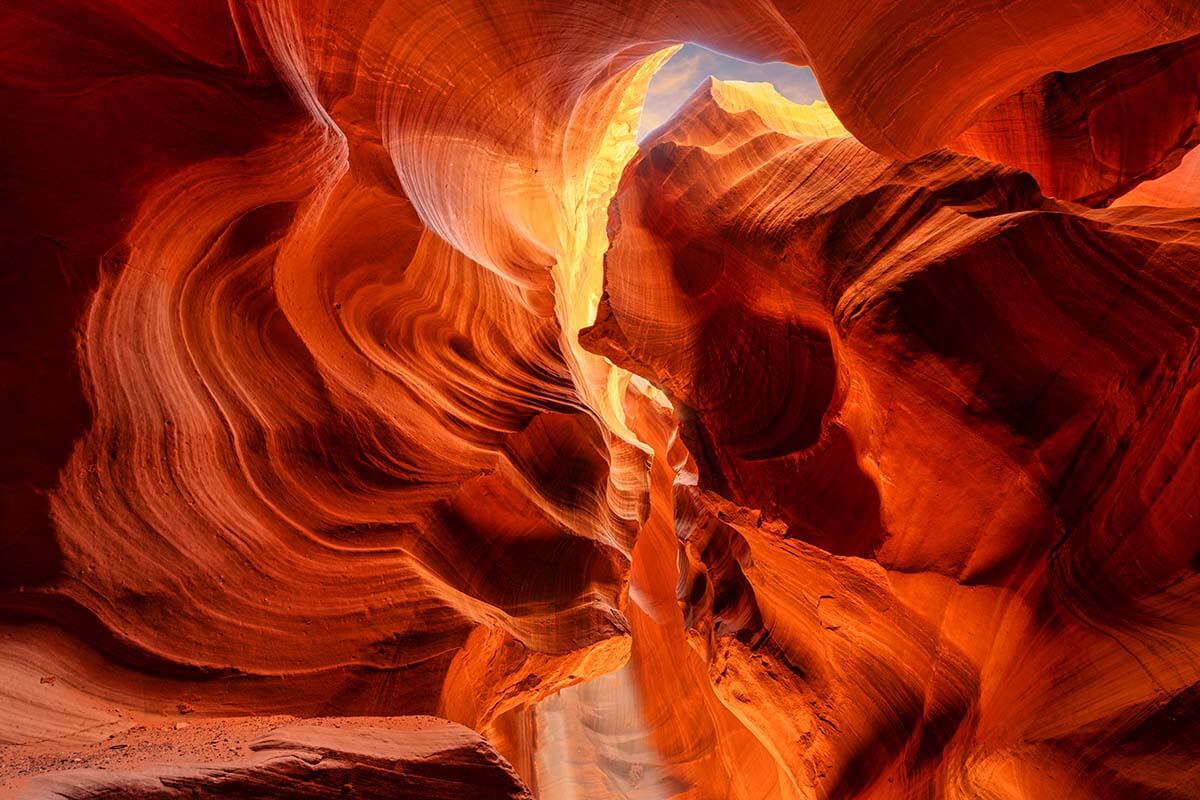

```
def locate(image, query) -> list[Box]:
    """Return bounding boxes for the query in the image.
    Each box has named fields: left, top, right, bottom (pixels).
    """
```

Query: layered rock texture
left=2, top=1, right=1198, bottom=798
left=16, top=718, right=533, bottom=800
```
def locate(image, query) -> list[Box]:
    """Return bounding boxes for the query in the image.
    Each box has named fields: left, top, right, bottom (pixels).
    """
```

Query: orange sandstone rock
left=2, top=1, right=1199, bottom=797
left=14, top=717, right=532, bottom=799
left=584, top=81, right=1200, bottom=798
left=952, top=34, right=1200, bottom=206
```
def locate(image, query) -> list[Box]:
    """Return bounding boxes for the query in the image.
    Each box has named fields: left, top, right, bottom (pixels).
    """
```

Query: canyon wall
left=2, top=1, right=1198, bottom=797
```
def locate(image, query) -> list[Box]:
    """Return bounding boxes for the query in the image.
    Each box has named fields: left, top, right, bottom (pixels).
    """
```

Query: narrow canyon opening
left=532, top=47, right=840, bottom=798
left=638, top=45, right=823, bottom=139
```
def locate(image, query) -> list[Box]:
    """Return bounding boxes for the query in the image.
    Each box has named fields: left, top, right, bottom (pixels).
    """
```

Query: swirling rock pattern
left=2, top=0, right=1198, bottom=797
left=951, top=34, right=1200, bottom=206
left=584, top=79, right=1200, bottom=798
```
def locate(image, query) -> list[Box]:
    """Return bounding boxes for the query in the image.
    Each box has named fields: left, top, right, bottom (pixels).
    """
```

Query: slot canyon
left=2, top=1, right=1199, bottom=798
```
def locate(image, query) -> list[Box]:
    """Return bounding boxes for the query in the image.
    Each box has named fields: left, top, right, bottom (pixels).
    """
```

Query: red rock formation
left=12, top=717, right=532, bottom=799
left=2, top=0, right=1199, bottom=797
left=1115, top=144, right=1200, bottom=207
left=583, top=79, right=1200, bottom=798
left=952, top=35, right=1200, bottom=206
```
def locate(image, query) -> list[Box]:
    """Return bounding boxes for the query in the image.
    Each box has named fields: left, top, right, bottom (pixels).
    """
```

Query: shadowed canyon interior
left=2, top=1, right=1199, bottom=798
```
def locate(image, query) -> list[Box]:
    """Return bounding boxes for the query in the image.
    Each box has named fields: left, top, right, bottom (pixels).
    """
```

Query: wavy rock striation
left=952, top=34, right=1200, bottom=206
left=2, top=0, right=1199, bottom=797
left=583, top=80, right=1200, bottom=798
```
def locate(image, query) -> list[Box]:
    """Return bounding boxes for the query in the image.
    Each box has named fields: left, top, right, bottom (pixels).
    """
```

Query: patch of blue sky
left=638, top=44, right=823, bottom=140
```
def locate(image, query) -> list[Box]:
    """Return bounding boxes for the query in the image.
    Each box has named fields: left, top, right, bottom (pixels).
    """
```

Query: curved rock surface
left=951, top=34, right=1200, bottom=206
left=583, top=80, right=1200, bottom=798
left=11, top=717, right=532, bottom=799
left=1115, top=144, right=1200, bottom=207
left=2, top=1, right=1198, bottom=797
